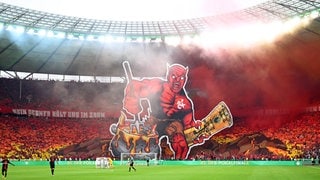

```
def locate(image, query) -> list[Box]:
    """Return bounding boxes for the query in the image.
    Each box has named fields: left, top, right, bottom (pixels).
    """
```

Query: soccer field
left=6, top=164, right=320, bottom=180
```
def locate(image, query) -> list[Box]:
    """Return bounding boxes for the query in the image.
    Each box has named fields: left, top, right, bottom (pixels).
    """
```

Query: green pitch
left=7, top=164, right=320, bottom=180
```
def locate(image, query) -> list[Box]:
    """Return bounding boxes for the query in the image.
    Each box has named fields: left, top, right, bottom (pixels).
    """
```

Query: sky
left=1, top=0, right=269, bottom=21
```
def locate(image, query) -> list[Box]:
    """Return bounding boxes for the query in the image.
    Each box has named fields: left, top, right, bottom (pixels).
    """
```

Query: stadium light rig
left=195, top=11, right=320, bottom=48
left=47, top=31, right=66, bottom=38
left=1, top=8, right=320, bottom=47
left=6, top=24, right=25, bottom=34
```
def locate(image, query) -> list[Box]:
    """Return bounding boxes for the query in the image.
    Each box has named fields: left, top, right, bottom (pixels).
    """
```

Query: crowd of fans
left=188, top=111, right=320, bottom=161
left=0, top=115, right=116, bottom=160
left=0, top=78, right=120, bottom=160
left=1, top=78, right=320, bottom=161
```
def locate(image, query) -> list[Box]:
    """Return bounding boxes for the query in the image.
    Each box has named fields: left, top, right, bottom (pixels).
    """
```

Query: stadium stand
left=1, top=0, right=320, bottom=162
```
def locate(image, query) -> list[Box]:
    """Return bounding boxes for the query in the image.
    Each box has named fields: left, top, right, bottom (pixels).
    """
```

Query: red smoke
left=171, top=34, right=320, bottom=122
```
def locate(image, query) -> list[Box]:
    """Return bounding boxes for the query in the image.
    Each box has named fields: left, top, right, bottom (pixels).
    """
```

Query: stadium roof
left=1, top=0, right=320, bottom=80
left=1, top=0, right=320, bottom=38
left=0, top=0, right=269, bottom=21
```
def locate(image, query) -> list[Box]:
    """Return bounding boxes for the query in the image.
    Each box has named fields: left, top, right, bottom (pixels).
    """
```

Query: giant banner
left=109, top=61, right=233, bottom=159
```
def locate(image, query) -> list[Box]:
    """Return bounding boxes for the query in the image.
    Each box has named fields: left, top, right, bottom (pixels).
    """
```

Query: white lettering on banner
left=68, top=112, right=80, bottom=118
left=81, top=112, right=88, bottom=118
left=89, top=112, right=105, bottom=118
left=12, top=109, right=27, bottom=115
left=11, top=109, right=107, bottom=119
left=28, top=109, right=51, bottom=117
left=52, top=110, right=67, bottom=117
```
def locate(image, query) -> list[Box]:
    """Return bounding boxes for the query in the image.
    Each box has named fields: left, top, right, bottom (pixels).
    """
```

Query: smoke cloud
left=169, top=33, right=320, bottom=122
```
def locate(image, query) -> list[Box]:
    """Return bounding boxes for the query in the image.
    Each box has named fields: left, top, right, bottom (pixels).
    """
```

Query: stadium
left=0, top=0, right=320, bottom=179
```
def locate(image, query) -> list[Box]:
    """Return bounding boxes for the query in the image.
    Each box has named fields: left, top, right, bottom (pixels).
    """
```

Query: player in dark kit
left=146, top=157, right=150, bottom=166
left=1, top=157, right=15, bottom=179
left=49, top=155, right=56, bottom=176
left=128, top=156, right=136, bottom=172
